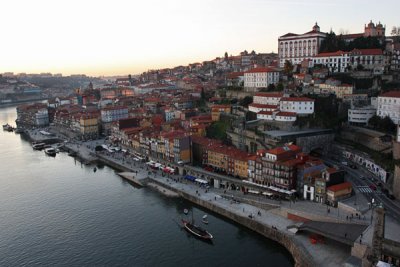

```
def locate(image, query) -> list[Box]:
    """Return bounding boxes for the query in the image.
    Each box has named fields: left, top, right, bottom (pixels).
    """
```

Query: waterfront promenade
left=24, top=129, right=378, bottom=266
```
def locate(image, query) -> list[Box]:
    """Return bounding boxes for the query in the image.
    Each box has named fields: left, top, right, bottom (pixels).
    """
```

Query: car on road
left=369, top=184, right=377, bottom=191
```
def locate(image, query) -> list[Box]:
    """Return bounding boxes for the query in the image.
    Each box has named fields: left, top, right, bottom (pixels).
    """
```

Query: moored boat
left=44, top=147, right=57, bottom=157
left=32, top=142, right=46, bottom=150
left=182, top=219, right=213, bottom=240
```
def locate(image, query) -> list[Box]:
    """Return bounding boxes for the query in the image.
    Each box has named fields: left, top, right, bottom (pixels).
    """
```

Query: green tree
left=206, top=121, right=229, bottom=140
left=239, top=96, right=253, bottom=107
left=284, top=60, right=294, bottom=76
left=276, top=83, right=284, bottom=91
left=267, top=83, right=276, bottom=91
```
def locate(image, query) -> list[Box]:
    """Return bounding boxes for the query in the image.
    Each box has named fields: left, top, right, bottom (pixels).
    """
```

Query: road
left=322, top=156, right=400, bottom=221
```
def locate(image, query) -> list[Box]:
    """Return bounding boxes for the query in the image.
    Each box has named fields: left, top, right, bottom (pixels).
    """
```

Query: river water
left=0, top=105, right=294, bottom=267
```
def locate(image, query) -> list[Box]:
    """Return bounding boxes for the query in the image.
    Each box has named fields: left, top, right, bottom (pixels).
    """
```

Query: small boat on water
left=183, top=208, right=189, bottom=215
left=202, top=215, right=209, bottom=224
left=32, top=142, right=46, bottom=150
left=182, top=218, right=213, bottom=241
left=44, top=147, right=57, bottom=157
left=2, top=123, right=13, bottom=132
left=93, top=167, right=97, bottom=172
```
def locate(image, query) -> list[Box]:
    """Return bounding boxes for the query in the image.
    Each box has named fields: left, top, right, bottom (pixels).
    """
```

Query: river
left=0, top=105, right=294, bottom=267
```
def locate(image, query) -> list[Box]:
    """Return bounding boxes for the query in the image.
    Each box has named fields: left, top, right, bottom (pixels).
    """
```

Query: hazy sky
left=1, top=0, right=399, bottom=76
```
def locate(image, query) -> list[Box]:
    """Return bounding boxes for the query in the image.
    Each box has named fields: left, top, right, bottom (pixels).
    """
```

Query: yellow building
left=211, top=105, right=231, bottom=121
left=79, top=114, right=99, bottom=138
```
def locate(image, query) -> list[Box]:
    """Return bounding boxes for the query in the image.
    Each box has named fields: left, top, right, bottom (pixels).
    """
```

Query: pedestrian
left=346, top=215, right=348, bottom=220
left=215, top=196, right=217, bottom=201
left=345, top=233, right=347, bottom=238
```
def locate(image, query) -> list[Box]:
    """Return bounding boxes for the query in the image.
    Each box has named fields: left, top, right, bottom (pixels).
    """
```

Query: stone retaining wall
left=148, top=178, right=314, bottom=267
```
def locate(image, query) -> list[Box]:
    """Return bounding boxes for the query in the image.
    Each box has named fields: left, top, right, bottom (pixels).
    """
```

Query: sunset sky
left=1, top=0, right=399, bottom=76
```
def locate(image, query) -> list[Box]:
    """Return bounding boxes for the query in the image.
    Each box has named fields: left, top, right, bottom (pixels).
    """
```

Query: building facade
left=244, top=67, right=280, bottom=91
left=377, top=91, right=400, bottom=124
left=278, top=23, right=327, bottom=67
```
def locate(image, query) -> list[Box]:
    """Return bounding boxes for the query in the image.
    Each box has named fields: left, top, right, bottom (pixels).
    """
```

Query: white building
left=253, top=92, right=284, bottom=105
left=377, top=91, right=400, bottom=124
left=313, top=50, right=350, bottom=73
left=278, top=23, right=327, bottom=67
left=257, top=111, right=297, bottom=122
left=35, top=109, right=49, bottom=126
left=350, top=48, right=384, bottom=74
left=279, top=97, right=315, bottom=115
left=248, top=103, right=278, bottom=113
left=244, top=67, right=280, bottom=91
left=348, top=106, right=376, bottom=125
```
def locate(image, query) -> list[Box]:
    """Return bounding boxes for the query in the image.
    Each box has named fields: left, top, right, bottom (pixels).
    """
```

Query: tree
left=267, top=84, right=276, bottom=91
left=391, top=26, right=400, bottom=36
left=224, top=52, right=228, bottom=59
left=283, top=60, right=294, bottom=75
left=201, top=87, right=206, bottom=100
left=206, top=121, right=229, bottom=140
left=276, top=83, right=284, bottom=91
left=239, top=96, right=253, bottom=107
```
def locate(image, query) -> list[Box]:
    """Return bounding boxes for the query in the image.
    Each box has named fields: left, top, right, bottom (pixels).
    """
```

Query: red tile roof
left=327, top=182, right=352, bottom=193
left=257, top=111, right=273, bottom=115
left=280, top=33, right=299, bottom=37
left=380, top=91, right=400, bottom=98
left=267, top=144, right=301, bottom=155
left=254, top=92, right=284, bottom=98
left=276, top=112, right=297, bottom=117
left=227, top=72, right=244, bottom=79
left=351, top=48, right=383, bottom=56
left=245, top=67, right=279, bottom=74
left=280, top=97, right=315, bottom=102
left=315, top=50, right=348, bottom=57
left=249, top=103, right=278, bottom=109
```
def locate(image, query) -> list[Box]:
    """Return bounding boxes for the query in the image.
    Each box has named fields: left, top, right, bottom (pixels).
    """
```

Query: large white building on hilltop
left=278, top=23, right=327, bottom=67
left=377, top=91, right=400, bottom=124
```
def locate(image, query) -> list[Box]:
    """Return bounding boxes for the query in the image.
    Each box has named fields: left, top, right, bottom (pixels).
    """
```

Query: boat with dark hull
left=182, top=219, right=213, bottom=241
left=44, top=147, right=57, bottom=157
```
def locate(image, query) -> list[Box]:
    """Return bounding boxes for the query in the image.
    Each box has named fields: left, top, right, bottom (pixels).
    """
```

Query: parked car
left=369, top=184, right=377, bottom=191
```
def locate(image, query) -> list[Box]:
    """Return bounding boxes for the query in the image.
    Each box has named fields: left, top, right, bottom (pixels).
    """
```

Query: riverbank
left=22, top=128, right=354, bottom=266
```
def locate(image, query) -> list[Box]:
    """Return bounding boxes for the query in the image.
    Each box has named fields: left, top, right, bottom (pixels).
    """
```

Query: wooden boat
left=44, top=147, right=57, bottom=157
left=182, top=219, right=213, bottom=240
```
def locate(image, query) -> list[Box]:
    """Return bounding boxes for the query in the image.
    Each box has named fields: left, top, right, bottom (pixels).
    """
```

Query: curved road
left=323, top=157, right=400, bottom=221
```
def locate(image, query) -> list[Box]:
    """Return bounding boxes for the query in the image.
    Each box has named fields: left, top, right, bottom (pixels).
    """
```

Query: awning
left=262, top=192, right=273, bottom=196
left=195, top=178, right=208, bottom=184
left=184, top=175, right=196, bottom=181
left=248, top=190, right=260, bottom=194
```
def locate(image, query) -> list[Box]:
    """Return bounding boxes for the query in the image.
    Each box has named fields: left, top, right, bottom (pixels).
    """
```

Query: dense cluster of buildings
left=13, top=18, right=400, bottom=206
